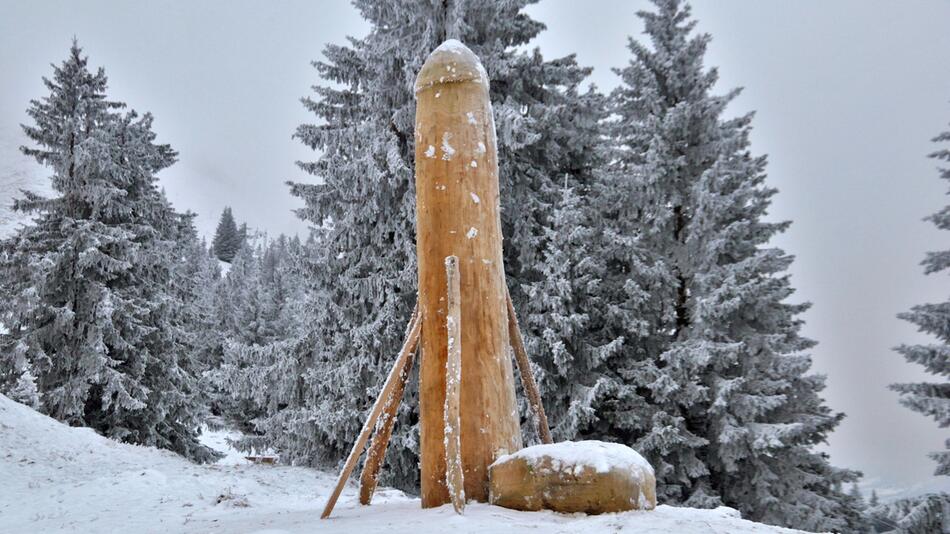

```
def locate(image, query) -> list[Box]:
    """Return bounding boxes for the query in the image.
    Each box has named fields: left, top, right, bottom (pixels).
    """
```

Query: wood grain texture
left=321, top=309, right=422, bottom=519
left=506, top=289, right=553, bottom=445
left=444, top=256, right=465, bottom=514
left=488, top=455, right=657, bottom=515
left=414, top=42, right=522, bottom=508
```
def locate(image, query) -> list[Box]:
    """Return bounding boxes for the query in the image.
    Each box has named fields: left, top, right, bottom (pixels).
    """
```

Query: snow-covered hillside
left=0, top=131, right=50, bottom=239
left=0, top=394, right=806, bottom=534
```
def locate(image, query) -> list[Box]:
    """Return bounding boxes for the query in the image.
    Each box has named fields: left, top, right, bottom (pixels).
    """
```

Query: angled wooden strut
left=358, top=341, right=417, bottom=504
left=321, top=305, right=422, bottom=519
left=506, top=289, right=554, bottom=445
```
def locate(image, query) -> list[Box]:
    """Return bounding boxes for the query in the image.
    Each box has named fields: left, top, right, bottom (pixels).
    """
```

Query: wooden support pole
left=358, top=348, right=416, bottom=505
left=321, top=308, right=422, bottom=519
left=444, top=256, right=465, bottom=514
left=415, top=40, right=522, bottom=507
left=506, top=289, right=554, bottom=445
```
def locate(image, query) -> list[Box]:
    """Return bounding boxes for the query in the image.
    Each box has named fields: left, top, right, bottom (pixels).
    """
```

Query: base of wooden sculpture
left=488, top=441, right=657, bottom=515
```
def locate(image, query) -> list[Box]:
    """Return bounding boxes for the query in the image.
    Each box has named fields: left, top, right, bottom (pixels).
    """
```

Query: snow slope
left=0, top=394, right=806, bottom=534
left=0, top=131, right=50, bottom=239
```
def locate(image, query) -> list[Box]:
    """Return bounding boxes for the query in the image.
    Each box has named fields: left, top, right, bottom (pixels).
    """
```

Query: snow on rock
left=0, top=394, right=806, bottom=533
left=492, top=440, right=653, bottom=476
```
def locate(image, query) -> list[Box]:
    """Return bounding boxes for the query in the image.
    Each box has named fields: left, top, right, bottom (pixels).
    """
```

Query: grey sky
left=1, top=0, right=949, bottom=499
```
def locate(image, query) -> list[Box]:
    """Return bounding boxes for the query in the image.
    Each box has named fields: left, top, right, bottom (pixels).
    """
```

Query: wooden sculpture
left=321, top=39, right=551, bottom=520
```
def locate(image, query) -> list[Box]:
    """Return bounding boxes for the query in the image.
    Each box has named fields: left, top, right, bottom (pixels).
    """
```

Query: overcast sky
left=1, top=0, right=949, bottom=499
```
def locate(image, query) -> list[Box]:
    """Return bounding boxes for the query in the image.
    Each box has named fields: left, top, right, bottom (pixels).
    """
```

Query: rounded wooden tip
left=415, top=39, right=488, bottom=95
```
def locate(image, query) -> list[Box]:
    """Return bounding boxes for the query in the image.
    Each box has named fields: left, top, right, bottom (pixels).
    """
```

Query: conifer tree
left=284, top=0, right=602, bottom=488
left=521, top=185, right=628, bottom=443
left=606, top=2, right=860, bottom=530
left=171, top=226, right=224, bottom=418
left=212, top=207, right=241, bottom=262
left=238, top=222, right=249, bottom=249
left=0, top=41, right=215, bottom=462
left=214, top=234, right=309, bottom=452
left=892, top=120, right=950, bottom=476
left=876, top=493, right=950, bottom=534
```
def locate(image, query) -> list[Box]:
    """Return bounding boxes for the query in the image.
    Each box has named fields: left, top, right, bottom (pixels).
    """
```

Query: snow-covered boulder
left=488, top=441, right=656, bottom=514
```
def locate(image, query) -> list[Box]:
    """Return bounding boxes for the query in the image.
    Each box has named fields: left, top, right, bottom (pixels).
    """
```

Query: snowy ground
left=0, top=394, right=806, bottom=533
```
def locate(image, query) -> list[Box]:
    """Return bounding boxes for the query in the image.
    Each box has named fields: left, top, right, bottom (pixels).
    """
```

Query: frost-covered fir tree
left=0, top=237, right=40, bottom=399
left=874, top=493, right=950, bottom=534
left=607, top=2, right=860, bottom=530
left=892, top=120, right=950, bottom=477
left=212, top=207, right=242, bottom=263
left=521, top=184, right=628, bottom=443
left=214, top=234, right=309, bottom=452
left=286, top=0, right=604, bottom=488
left=169, top=224, right=224, bottom=419
left=0, top=42, right=215, bottom=462
left=210, top=238, right=269, bottom=430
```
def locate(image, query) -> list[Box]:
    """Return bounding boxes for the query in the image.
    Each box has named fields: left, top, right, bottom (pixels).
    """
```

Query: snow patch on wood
left=441, top=132, right=455, bottom=160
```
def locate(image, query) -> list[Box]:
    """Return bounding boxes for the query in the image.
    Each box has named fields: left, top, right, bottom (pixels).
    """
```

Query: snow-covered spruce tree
left=143, top=196, right=221, bottom=463
left=874, top=493, right=950, bottom=534
left=0, top=42, right=215, bottom=462
left=892, top=120, right=950, bottom=477
left=210, top=238, right=268, bottom=431
left=521, top=183, right=633, bottom=443
left=212, top=206, right=242, bottom=263
left=212, top=235, right=306, bottom=433
left=607, top=2, right=861, bottom=530
left=168, top=220, right=225, bottom=423
left=286, top=0, right=602, bottom=488
left=214, top=235, right=310, bottom=453
left=0, top=237, right=40, bottom=399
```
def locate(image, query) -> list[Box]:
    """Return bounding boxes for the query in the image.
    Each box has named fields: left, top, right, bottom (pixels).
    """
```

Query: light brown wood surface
left=444, top=256, right=465, bottom=514
left=414, top=41, right=522, bottom=508
left=321, top=308, right=422, bottom=519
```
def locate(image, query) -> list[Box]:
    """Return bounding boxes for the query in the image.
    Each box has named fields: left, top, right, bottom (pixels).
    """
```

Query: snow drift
left=0, top=394, right=806, bottom=533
